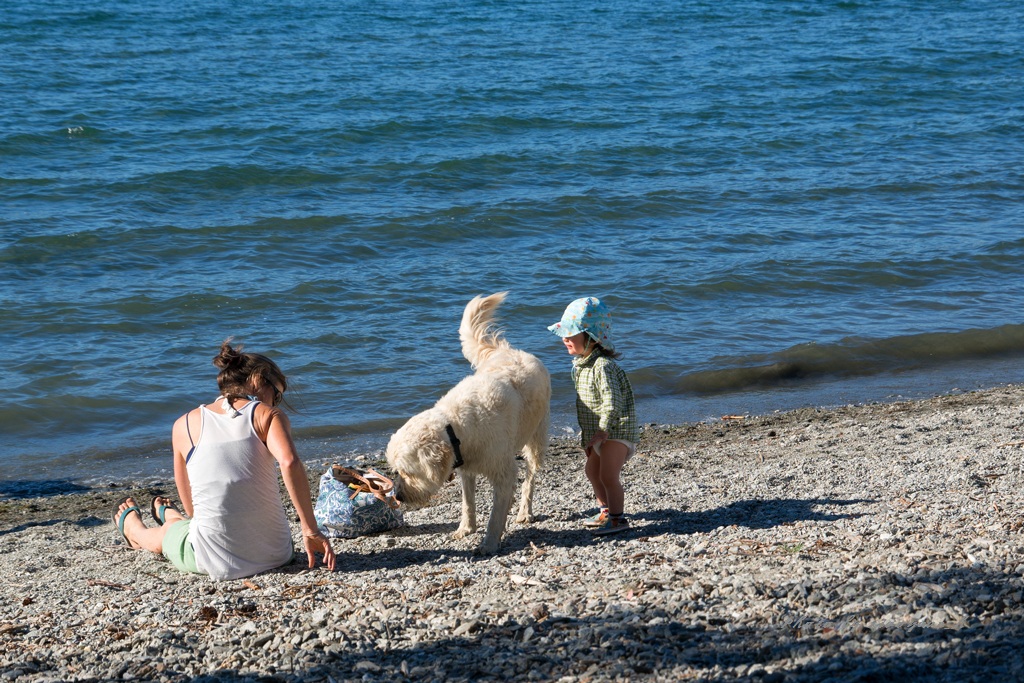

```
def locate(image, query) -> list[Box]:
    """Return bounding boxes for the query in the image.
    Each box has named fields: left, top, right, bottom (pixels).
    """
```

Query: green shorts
left=161, top=520, right=202, bottom=574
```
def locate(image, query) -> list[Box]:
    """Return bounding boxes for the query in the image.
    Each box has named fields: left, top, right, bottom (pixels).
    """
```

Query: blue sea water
left=2, top=0, right=1023, bottom=492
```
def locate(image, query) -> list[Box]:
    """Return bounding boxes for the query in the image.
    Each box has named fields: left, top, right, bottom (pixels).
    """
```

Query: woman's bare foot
left=112, top=497, right=146, bottom=550
left=150, top=496, right=185, bottom=525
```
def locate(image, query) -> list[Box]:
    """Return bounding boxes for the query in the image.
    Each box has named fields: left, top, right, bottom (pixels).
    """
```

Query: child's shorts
left=593, top=439, right=636, bottom=461
left=161, top=520, right=202, bottom=574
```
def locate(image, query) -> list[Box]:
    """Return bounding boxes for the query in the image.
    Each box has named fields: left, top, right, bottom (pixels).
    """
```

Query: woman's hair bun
left=211, top=338, right=287, bottom=404
left=213, top=338, right=244, bottom=370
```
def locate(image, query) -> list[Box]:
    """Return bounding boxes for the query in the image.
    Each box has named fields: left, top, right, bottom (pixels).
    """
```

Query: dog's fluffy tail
left=460, top=291, right=512, bottom=368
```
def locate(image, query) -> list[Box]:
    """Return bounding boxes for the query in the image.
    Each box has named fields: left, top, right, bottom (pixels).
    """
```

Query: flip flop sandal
left=112, top=499, right=142, bottom=546
left=150, top=496, right=182, bottom=525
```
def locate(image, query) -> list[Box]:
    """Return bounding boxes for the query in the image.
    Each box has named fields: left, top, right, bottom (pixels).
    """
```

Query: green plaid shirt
left=571, top=351, right=638, bottom=448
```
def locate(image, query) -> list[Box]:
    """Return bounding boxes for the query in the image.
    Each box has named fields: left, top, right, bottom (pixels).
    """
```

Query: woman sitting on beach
left=112, top=340, right=335, bottom=580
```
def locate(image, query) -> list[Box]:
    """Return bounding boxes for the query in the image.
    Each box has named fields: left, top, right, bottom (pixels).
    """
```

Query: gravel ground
left=3, top=384, right=1024, bottom=682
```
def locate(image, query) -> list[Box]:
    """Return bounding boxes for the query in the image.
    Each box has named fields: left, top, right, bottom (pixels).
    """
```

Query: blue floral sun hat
left=547, top=296, right=614, bottom=352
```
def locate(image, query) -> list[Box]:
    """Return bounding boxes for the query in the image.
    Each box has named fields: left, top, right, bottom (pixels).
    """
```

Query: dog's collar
left=445, top=424, right=465, bottom=469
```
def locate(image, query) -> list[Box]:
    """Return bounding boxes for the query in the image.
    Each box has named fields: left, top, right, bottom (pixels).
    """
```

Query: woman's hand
left=264, top=408, right=337, bottom=572
left=302, top=530, right=336, bottom=571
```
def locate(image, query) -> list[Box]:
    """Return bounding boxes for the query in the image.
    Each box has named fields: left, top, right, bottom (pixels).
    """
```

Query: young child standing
left=549, top=296, right=638, bottom=536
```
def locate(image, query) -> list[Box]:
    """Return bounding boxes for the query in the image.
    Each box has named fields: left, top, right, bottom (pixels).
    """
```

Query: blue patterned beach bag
left=314, top=466, right=404, bottom=538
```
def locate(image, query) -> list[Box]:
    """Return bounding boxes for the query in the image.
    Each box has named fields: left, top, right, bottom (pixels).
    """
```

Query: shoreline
left=8, top=355, right=1024, bottom=498
left=3, top=384, right=1024, bottom=681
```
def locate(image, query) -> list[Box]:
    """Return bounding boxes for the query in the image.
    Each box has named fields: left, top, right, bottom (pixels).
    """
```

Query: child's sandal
left=582, top=508, right=609, bottom=528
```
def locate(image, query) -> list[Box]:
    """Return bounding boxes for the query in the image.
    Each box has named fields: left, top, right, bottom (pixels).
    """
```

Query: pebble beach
left=4, top=384, right=1024, bottom=682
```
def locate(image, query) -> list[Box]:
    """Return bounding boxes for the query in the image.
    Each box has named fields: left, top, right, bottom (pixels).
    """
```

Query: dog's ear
left=409, top=426, right=455, bottom=482
left=419, top=437, right=450, bottom=468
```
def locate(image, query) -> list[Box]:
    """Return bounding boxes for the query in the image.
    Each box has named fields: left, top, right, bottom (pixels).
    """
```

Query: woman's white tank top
left=186, top=400, right=293, bottom=580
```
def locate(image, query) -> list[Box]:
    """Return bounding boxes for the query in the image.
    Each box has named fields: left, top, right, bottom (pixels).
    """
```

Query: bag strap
left=332, top=466, right=401, bottom=509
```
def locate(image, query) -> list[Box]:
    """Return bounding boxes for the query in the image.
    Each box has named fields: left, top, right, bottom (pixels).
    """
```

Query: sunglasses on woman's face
left=272, top=383, right=285, bottom=406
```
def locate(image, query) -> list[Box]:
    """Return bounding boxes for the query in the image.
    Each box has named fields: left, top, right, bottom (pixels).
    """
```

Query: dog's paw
left=452, top=526, right=476, bottom=540
left=474, top=540, right=500, bottom=556
left=515, top=512, right=535, bottom=525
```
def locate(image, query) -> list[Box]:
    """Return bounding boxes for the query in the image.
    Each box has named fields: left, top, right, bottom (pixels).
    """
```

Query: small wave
left=0, top=479, right=93, bottom=500
left=655, top=324, right=1024, bottom=395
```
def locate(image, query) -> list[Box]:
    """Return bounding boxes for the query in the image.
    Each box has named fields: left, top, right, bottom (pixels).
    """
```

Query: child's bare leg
left=596, top=441, right=629, bottom=515
left=585, top=449, right=607, bottom=508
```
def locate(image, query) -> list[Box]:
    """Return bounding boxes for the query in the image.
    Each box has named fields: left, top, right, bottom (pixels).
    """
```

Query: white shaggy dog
left=386, top=292, right=550, bottom=554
